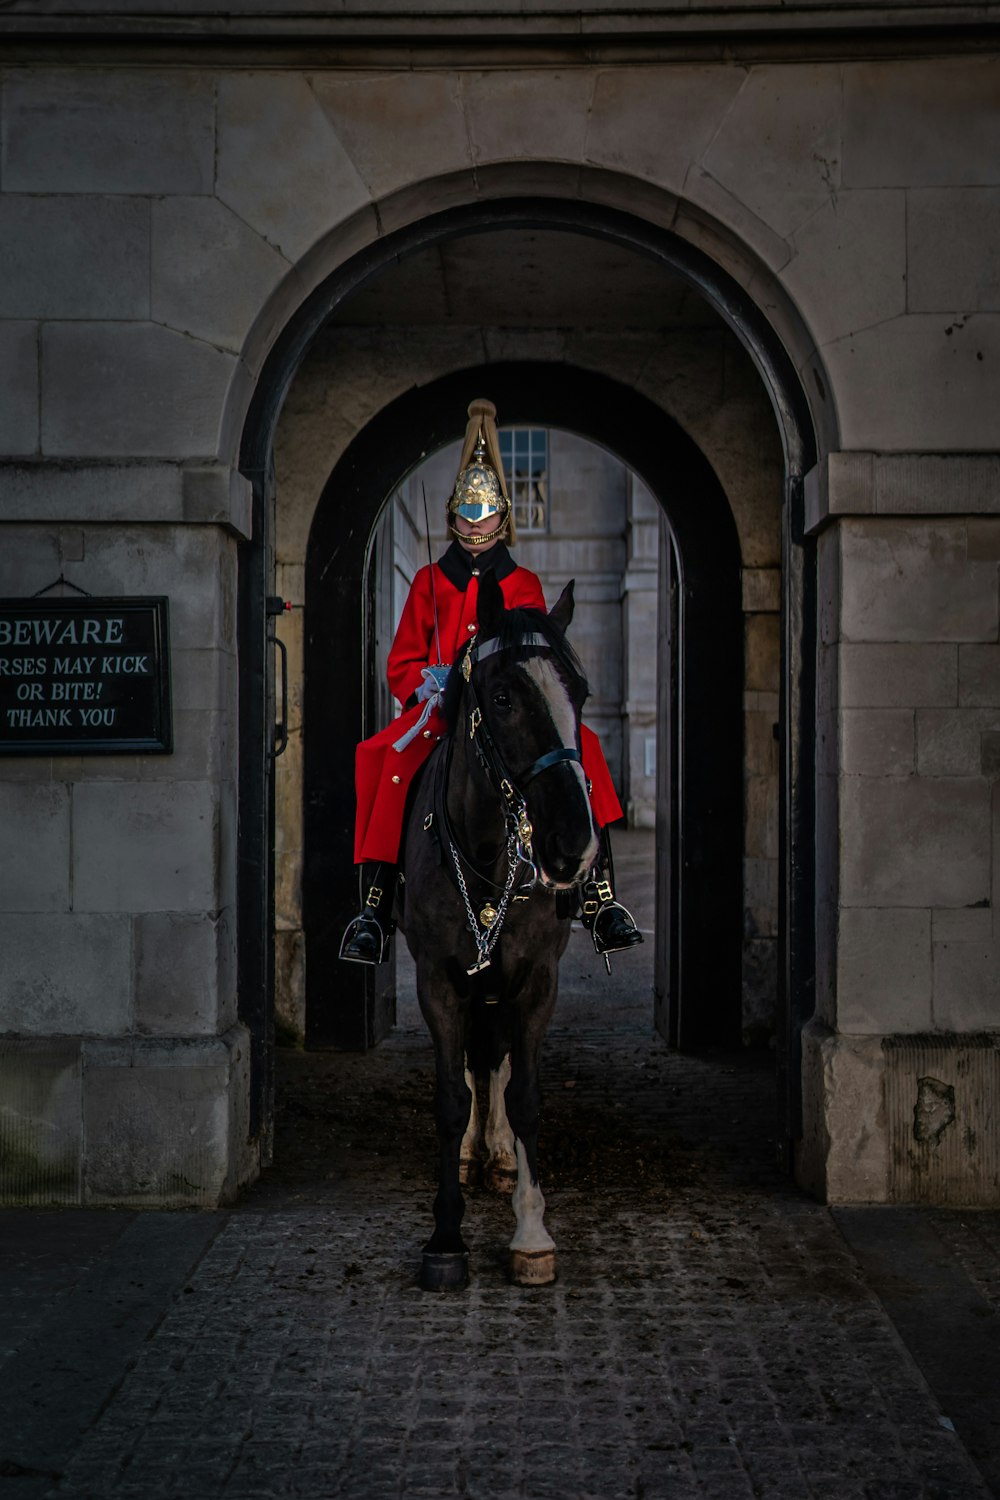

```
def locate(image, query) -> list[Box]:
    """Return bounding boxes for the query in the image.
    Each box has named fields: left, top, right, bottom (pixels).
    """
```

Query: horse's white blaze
left=485, top=1053, right=516, bottom=1171
left=510, top=1138, right=556, bottom=1253
left=519, top=656, right=598, bottom=879
left=460, top=1058, right=481, bottom=1161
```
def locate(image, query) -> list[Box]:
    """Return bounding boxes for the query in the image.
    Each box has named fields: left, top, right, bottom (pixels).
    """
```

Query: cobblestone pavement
left=2, top=835, right=998, bottom=1500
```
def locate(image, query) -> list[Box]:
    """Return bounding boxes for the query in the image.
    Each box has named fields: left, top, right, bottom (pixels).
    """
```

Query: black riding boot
left=580, top=829, right=643, bottom=958
left=340, top=863, right=397, bottom=965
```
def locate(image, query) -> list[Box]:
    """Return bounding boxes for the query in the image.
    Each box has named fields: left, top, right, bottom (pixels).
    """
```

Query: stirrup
left=590, top=898, right=643, bottom=957
left=339, top=910, right=392, bottom=966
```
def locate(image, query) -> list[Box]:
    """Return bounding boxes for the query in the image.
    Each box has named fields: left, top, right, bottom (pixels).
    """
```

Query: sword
left=422, top=481, right=443, bottom=666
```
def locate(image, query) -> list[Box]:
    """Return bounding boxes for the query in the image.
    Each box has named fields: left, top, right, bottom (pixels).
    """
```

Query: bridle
left=441, top=629, right=585, bottom=975
left=460, top=630, right=583, bottom=863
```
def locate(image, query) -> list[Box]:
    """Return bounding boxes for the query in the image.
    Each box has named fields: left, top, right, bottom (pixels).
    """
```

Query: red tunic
left=354, top=543, right=623, bottom=864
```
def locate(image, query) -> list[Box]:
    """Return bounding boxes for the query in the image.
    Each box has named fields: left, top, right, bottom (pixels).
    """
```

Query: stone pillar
left=0, top=472, right=257, bottom=1207
left=799, top=455, right=1000, bottom=1204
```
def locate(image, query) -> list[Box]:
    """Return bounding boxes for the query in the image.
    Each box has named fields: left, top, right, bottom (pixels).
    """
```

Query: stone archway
left=238, top=195, right=819, bottom=1156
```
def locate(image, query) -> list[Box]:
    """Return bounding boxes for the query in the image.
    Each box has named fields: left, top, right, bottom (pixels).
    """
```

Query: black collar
left=437, top=540, right=516, bottom=593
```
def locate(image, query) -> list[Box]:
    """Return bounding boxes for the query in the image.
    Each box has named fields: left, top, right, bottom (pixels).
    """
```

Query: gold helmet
left=448, top=398, right=517, bottom=546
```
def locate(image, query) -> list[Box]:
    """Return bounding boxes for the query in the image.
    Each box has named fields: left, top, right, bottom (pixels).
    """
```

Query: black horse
left=400, top=570, right=598, bottom=1290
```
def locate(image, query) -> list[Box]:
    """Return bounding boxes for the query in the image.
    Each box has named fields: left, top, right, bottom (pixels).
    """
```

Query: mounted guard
left=339, top=397, right=643, bottom=968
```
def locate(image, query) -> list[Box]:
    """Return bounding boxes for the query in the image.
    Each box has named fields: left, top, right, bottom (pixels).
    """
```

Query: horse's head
left=449, top=571, right=599, bottom=889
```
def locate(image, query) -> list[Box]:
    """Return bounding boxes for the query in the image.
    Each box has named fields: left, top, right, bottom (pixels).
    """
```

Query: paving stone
left=0, top=917, right=992, bottom=1498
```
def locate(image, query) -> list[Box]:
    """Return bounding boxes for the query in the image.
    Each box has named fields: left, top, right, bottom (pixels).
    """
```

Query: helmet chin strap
left=448, top=511, right=510, bottom=548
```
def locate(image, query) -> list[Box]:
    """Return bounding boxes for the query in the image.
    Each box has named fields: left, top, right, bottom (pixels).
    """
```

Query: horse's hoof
left=509, top=1248, right=557, bottom=1286
left=459, top=1155, right=483, bottom=1188
left=420, top=1252, right=469, bottom=1291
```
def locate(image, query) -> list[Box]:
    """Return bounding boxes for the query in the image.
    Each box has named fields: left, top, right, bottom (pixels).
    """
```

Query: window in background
left=499, top=428, right=549, bottom=533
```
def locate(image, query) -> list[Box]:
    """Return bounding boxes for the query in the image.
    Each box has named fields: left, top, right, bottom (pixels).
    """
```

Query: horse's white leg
left=509, top=1139, right=556, bottom=1285
left=484, top=1053, right=518, bottom=1194
left=458, top=1059, right=482, bottom=1186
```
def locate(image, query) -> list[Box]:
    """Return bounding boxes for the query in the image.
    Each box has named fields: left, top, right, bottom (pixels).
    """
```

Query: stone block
left=917, top=708, right=1000, bottom=777
left=465, top=68, right=592, bottom=166
left=841, top=777, right=990, bottom=909
left=216, top=72, right=370, bottom=261
left=171, top=648, right=237, bottom=716
left=743, top=857, right=778, bottom=938
left=0, top=913, right=131, bottom=1035
left=679, top=165, right=792, bottom=276
left=0, top=322, right=39, bottom=457
left=82, top=1028, right=250, bottom=1206
left=0, top=784, right=71, bottom=912
left=311, top=72, right=470, bottom=201
left=3, top=69, right=215, bottom=194
left=218, top=777, right=238, bottom=919
left=59, top=525, right=236, bottom=652
left=742, top=707, right=777, bottom=777
left=744, top=775, right=778, bottom=861
left=841, top=709, right=915, bottom=776
left=182, top=466, right=252, bottom=539
left=983, top=731, right=1000, bottom=778
left=741, top=937, right=777, bottom=1042
left=152, top=197, right=289, bottom=354
left=585, top=64, right=743, bottom=198
left=785, top=189, right=906, bottom=347
left=0, top=462, right=185, bottom=524
left=908, top=188, right=1000, bottom=314
left=843, top=59, right=1000, bottom=188
left=72, top=781, right=220, bottom=914
left=0, top=1040, right=81, bottom=1205
left=741, top=569, right=780, bottom=613
left=932, top=937, right=1000, bottom=1031
left=133, top=911, right=233, bottom=1036
left=275, top=928, right=306, bottom=1047
left=796, top=1021, right=887, bottom=1203
left=138, top=709, right=231, bottom=784
left=701, top=64, right=842, bottom=240
left=0, top=196, right=149, bottom=320
left=823, top=313, right=1000, bottom=453
left=838, top=643, right=956, bottom=709
left=959, top=645, right=1000, bottom=707
left=932, top=907, right=993, bottom=944
left=275, top=731, right=303, bottom=862
left=967, top=520, right=1000, bottom=560
left=42, top=323, right=235, bottom=461
left=839, top=521, right=997, bottom=644
left=836, top=907, right=932, bottom=1033
left=0, top=526, right=59, bottom=595
left=744, top=613, right=780, bottom=693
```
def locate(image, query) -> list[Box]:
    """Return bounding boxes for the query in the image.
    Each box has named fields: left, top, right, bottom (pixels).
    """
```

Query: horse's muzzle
left=535, top=829, right=599, bottom=891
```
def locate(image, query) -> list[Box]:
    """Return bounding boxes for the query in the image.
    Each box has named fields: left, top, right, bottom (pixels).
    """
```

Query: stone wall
left=1, top=34, right=996, bottom=1204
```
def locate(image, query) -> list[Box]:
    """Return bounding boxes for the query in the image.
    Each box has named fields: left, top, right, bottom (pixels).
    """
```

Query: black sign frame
left=0, top=596, right=173, bottom=756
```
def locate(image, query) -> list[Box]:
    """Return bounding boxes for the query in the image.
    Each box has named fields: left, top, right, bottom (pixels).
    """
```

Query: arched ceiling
left=330, top=228, right=723, bottom=330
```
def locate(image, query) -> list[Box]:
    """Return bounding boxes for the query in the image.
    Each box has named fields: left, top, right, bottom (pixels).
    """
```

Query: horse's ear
left=548, top=580, right=575, bottom=634
left=476, top=568, right=506, bottom=638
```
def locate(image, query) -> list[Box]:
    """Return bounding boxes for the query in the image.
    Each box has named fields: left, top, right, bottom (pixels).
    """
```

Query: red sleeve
left=387, top=568, right=436, bottom=707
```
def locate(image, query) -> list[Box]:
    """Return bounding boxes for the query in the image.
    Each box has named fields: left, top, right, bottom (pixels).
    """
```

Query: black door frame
left=237, top=196, right=818, bottom=1153
left=303, top=363, right=744, bottom=1052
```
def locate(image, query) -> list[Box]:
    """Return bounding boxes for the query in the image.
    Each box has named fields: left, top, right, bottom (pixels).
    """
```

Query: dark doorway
left=302, top=363, right=743, bottom=1053
left=239, top=195, right=818, bottom=1166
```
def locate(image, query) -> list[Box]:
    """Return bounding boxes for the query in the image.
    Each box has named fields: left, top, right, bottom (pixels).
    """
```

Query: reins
left=442, top=629, right=584, bottom=975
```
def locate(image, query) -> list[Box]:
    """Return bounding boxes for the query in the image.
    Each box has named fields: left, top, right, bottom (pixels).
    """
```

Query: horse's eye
left=492, top=689, right=512, bottom=712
